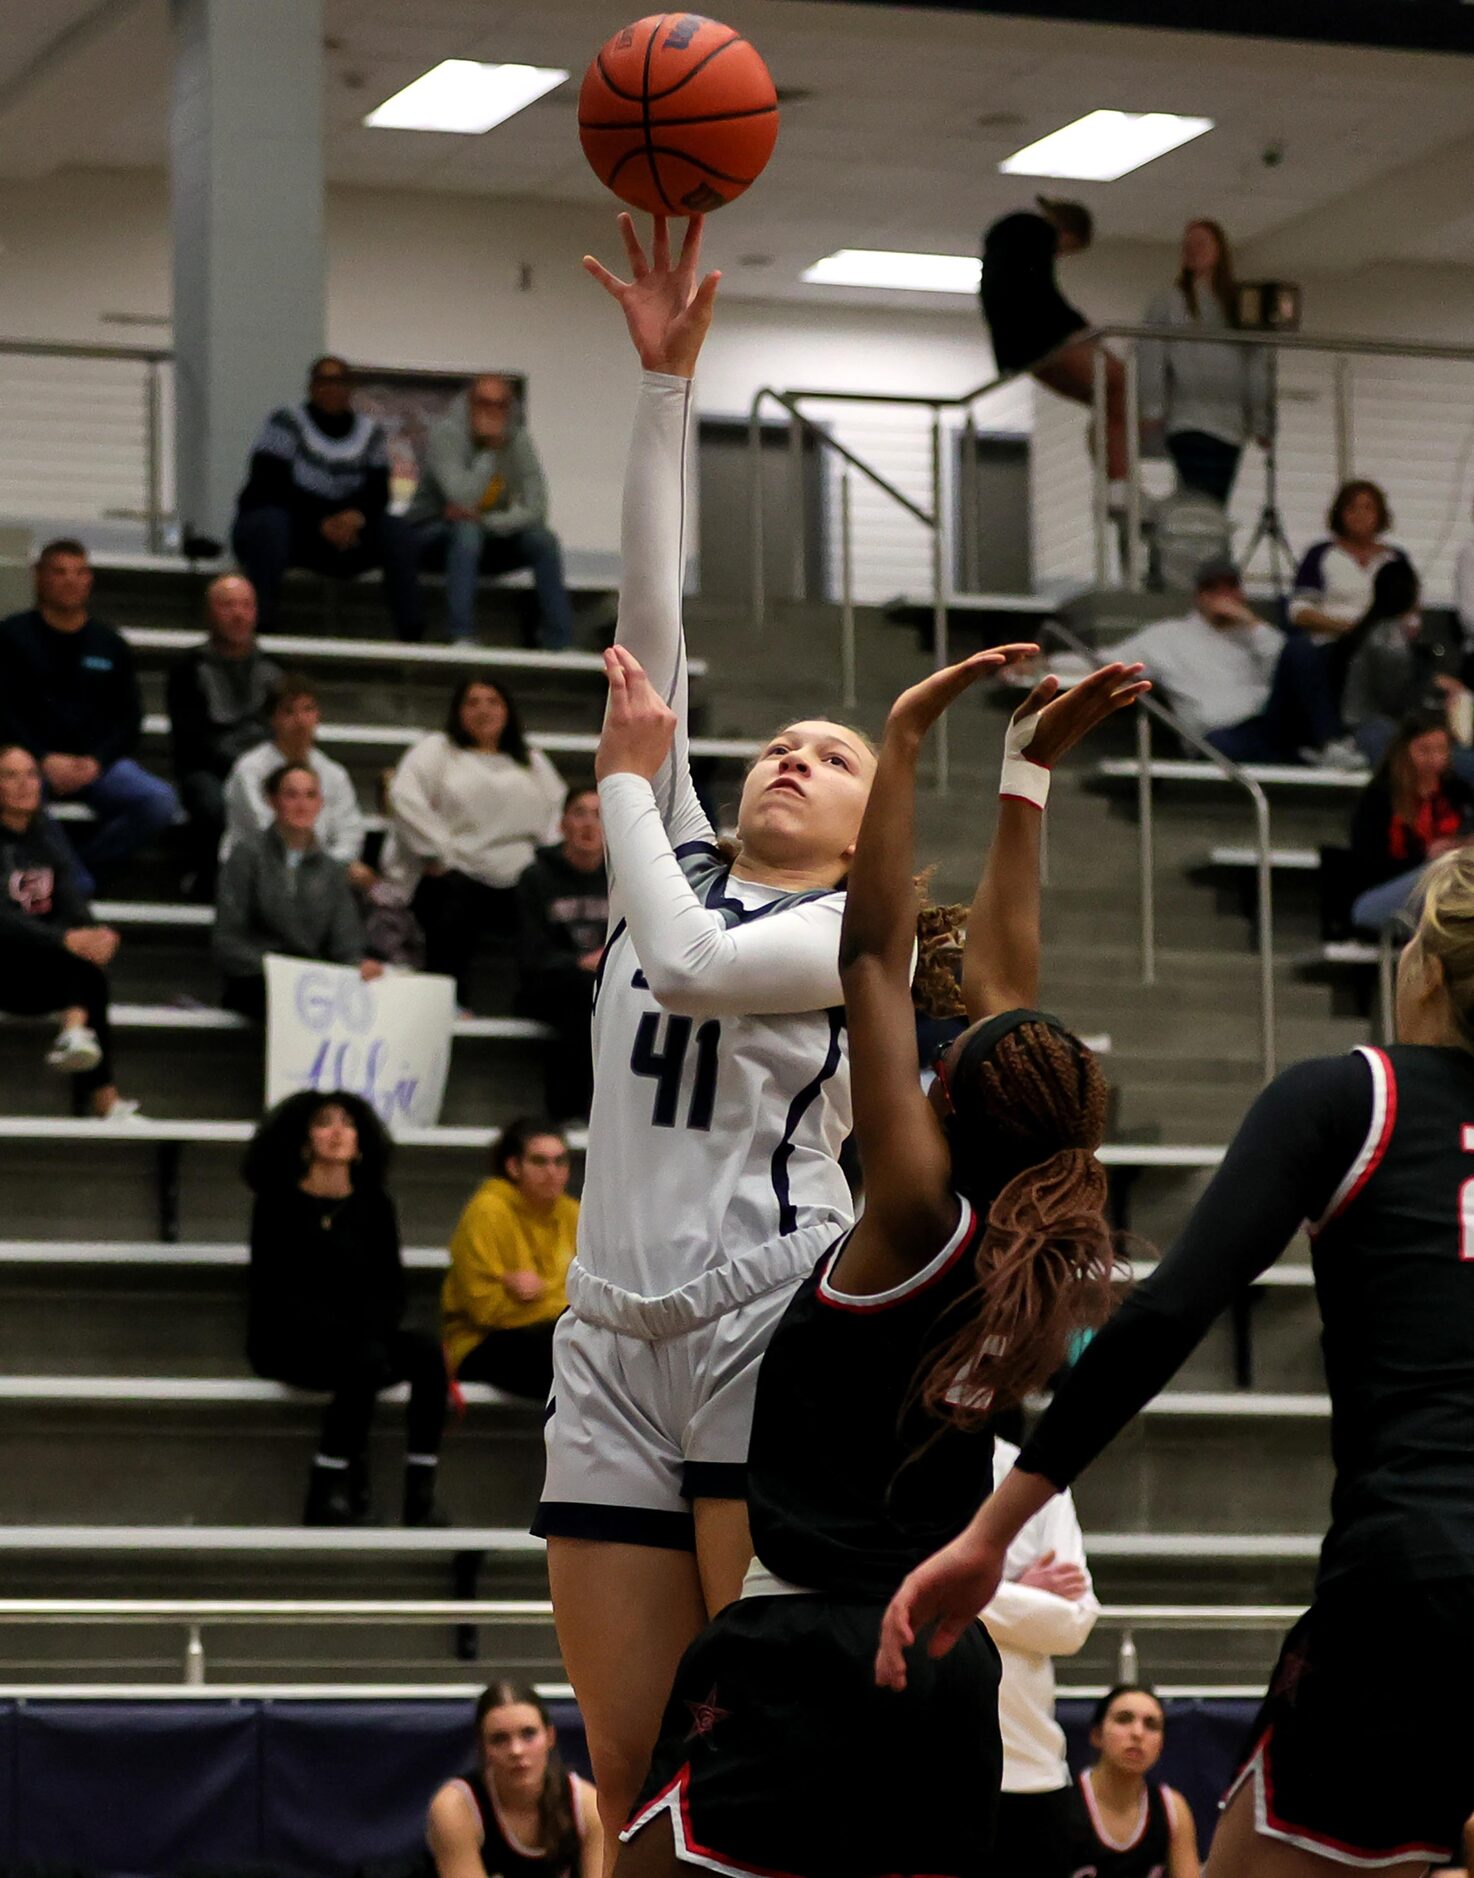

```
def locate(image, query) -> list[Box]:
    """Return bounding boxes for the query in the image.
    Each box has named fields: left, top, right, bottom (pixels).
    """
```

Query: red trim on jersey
left=1311, top=1047, right=1398, bottom=1236
left=816, top=1203, right=978, bottom=1314
left=1228, top=1727, right=1451, bottom=1867
left=998, top=793, right=1046, bottom=809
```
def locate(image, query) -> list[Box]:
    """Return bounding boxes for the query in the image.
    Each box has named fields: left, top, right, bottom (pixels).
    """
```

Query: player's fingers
left=926, top=1614, right=971, bottom=1659
left=688, top=270, right=722, bottom=318
left=651, top=214, right=671, bottom=273
left=1036, top=1550, right=1056, bottom=1568
left=991, top=641, right=1041, bottom=666
left=1012, top=674, right=1062, bottom=722
left=602, top=648, right=629, bottom=693
left=582, top=256, right=627, bottom=298
left=617, top=213, right=648, bottom=279
left=677, top=212, right=706, bottom=274
left=609, top=643, right=648, bottom=680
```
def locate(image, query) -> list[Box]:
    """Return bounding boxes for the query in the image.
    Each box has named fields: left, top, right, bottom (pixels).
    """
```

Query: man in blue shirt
left=0, top=539, right=178, bottom=891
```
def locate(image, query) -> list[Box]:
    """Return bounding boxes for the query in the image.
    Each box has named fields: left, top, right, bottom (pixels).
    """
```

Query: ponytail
left=920, top=1144, right=1119, bottom=1424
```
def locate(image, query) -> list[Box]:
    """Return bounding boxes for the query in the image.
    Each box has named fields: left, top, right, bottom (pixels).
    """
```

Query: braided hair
left=919, top=1021, right=1122, bottom=1424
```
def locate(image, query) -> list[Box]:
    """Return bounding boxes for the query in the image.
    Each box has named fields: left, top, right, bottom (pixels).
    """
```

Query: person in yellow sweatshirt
left=443, top=1117, right=577, bottom=1401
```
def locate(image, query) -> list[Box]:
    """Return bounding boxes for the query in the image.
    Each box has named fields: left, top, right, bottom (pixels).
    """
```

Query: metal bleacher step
left=1097, top=757, right=1365, bottom=793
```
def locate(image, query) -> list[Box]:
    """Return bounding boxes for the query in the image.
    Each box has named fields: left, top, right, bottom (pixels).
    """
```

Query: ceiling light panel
left=1000, top=109, right=1213, bottom=181
left=366, top=60, right=568, bottom=135
left=802, top=250, right=982, bottom=294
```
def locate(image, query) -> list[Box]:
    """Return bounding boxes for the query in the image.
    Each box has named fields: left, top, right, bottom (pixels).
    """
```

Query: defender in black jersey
left=615, top=657, right=1148, bottom=1878
left=879, top=848, right=1474, bottom=1875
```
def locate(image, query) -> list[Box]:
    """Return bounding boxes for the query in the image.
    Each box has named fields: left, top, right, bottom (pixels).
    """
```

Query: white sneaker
left=98, top=1098, right=147, bottom=1124
left=46, top=1024, right=102, bottom=1074
left=1302, top=736, right=1369, bottom=773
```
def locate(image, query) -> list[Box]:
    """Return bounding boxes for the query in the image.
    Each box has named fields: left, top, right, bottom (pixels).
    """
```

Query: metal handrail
left=748, top=384, right=954, bottom=788
left=1041, top=617, right=1277, bottom=1081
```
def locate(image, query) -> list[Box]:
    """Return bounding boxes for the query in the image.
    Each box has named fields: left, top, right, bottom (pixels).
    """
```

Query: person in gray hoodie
left=214, top=760, right=382, bottom=1022
left=1139, top=219, right=1271, bottom=507
left=407, top=376, right=575, bottom=649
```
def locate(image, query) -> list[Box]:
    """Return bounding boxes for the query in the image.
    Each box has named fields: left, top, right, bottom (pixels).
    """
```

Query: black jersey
left=747, top=1198, right=997, bottom=1599
left=1064, top=1773, right=1170, bottom=1878
left=442, top=1772, right=581, bottom=1878
left=1021, top=1044, right=1474, bottom=1588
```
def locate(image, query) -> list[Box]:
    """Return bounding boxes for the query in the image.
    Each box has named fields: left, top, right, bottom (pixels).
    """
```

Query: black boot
left=303, top=1458, right=359, bottom=1527
left=402, top=1458, right=448, bottom=1528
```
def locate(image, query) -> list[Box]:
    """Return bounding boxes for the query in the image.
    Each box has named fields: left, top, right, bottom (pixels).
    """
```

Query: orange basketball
left=578, top=14, right=779, bottom=216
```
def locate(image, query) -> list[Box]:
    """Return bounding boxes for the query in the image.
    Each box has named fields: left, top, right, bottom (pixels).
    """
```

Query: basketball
left=578, top=14, right=779, bottom=216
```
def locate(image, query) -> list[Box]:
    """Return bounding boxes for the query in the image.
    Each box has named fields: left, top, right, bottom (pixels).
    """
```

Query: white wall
left=6, top=165, right=1474, bottom=595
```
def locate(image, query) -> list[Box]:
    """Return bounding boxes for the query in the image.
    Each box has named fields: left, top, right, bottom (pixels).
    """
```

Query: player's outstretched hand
left=596, top=644, right=678, bottom=783
left=874, top=1520, right=1009, bottom=1692
left=885, top=644, right=1040, bottom=749
left=1009, top=661, right=1149, bottom=770
left=584, top=213, right=721, bottom=378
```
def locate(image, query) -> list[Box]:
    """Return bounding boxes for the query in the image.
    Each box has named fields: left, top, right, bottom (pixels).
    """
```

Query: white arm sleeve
left=323, top=759, right=366, bottom=865
left=598, top=772, right=844, bottom=1018
left=615, top=370, right=712, bottom=849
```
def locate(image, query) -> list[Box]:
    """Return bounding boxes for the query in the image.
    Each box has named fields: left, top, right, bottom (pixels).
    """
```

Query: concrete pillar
left=170, top=0, right=325, bottom=545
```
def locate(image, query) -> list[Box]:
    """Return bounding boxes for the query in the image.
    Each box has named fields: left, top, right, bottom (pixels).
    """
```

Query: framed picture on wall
left=351, top=367, right=527, bottom=510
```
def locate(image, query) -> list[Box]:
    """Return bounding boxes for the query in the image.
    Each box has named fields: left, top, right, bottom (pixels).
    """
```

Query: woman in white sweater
left=388, top=676, right=564, bottom=1006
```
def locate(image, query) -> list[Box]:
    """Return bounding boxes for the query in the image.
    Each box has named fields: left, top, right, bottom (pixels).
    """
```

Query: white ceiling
left=3, top=0, right=1474, bottom=293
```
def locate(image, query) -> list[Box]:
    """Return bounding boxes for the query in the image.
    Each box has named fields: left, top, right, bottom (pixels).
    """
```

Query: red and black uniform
left=1021, top=1044, right=1474, bottom=1867
left=624, top=1199, right=1001, bottom=1878
left=435, top=1771, right=583, bottom=1877
left=1064, top=1771, right=1171, bottom=1878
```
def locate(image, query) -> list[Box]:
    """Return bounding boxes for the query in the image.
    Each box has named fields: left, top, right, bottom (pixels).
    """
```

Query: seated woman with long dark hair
left=1349, top=712, right=1474, bottom=934
left=387, top=675, right=564, bottom=1007
left=0, top=742, right=140, bottom=1119
left=243, top=1089, right=447, bottom=1526
left=426, top=1678, right=602, bottom=1877
left=1065, top=1683, right=1199, bottom=1878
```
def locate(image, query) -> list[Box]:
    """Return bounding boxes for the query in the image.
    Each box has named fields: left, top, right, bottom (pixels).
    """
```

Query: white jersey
left=571, top=372, right=854, bottom=1337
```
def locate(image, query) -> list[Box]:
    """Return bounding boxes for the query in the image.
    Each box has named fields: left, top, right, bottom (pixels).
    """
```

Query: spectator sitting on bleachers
left=442, top=1117, right=577, bottom=1404
left=231, top=354, right=423, bottom=641
left=1289, top=479, right=1412, bottom=644
left=244, top=1089, right=447, bottom=1527
left=0, top=743, right=139, bottom=1120
left=1113, top=558, right=1357, bottom=767
left=515, top=786, right=608, bottom=1122
left=406, top=375, right=576, bottom=650
left=1338, top=562, right=1474, bottom=782
left=221, top=673, right=370, bottom=884
left=1349, top=712, right=1474, bottom=934
left=0, top=538, right=178, bottom=893
left=214, top=760, right=383, bottom=1021
left=387, top=676, right=564, bottom=1009
left=166, top=574, right=283, bottom=898
left=426, top=1679, right=601, bottom=1876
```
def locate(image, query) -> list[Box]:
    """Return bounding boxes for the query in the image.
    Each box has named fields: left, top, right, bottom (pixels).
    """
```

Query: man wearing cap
left=1112, top=559, right=1358, bottom=767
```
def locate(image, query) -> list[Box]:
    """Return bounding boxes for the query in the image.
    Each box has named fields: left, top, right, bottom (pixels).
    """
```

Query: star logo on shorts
left=1272, top=1644, right=1313, bottom=1706
left=684, top=1686, right=730, bottom=1745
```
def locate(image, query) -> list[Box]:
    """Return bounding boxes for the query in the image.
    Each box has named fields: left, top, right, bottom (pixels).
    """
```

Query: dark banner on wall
left=830, top=0, right=1474, bottom=55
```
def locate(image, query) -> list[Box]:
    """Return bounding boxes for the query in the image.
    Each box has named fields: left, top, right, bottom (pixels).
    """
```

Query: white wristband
left=1000, top=710, right=1051, bottom=809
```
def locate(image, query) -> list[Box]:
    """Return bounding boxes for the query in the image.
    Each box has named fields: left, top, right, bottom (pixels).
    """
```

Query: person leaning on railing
left=978, top=198, right=1129, bottom=497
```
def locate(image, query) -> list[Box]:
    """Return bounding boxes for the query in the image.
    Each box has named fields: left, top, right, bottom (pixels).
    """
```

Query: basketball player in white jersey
left=533, top=211, right=1035, bottom=1857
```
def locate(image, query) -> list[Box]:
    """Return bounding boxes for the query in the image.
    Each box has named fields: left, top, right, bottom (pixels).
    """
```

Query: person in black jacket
left=243, top=1089, right=448, bottom=1526
left=514, top=786, right=609, bottom=1121
left=0, top=539, right=178, bottom=893
left=979, top=199, right=1128, bottom=488
left=231, top=356, right=423, bottom=639
left=166, top=573, right=282, bottom=895
left=1349, top=711, right=1474, bottom=934
left=0, top=743, right=139, bottom=1118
